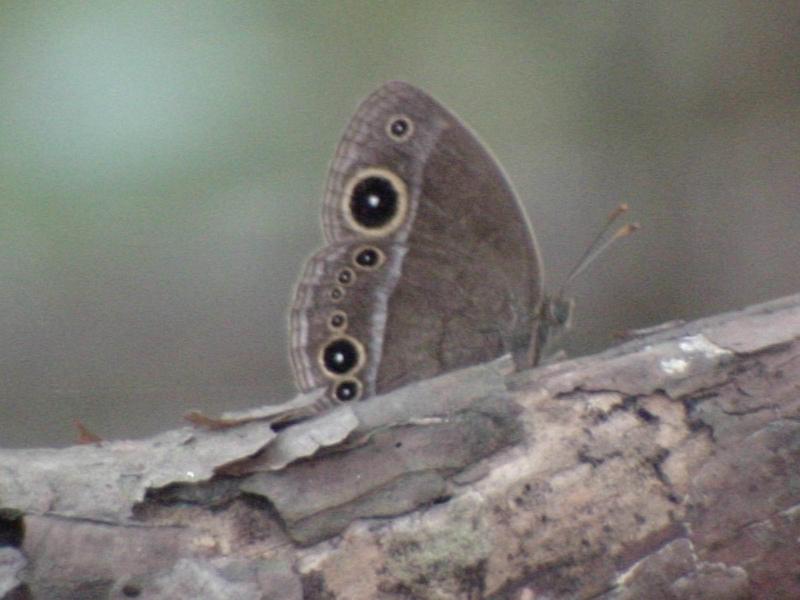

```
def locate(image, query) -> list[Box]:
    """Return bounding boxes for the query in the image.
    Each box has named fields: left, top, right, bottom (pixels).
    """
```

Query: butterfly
left=288, top=81, right=576, bottom=410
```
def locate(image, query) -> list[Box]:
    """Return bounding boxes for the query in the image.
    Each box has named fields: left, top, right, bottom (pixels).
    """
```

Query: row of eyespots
left=327, top=245, right=386, bottom=304
left=320, top=336, right=364, bottom=402
left=341, top=114, right=413, bottom=238
left=319, top=115, right=414, bottom=402
left=317, top=245, right=386, bottom=402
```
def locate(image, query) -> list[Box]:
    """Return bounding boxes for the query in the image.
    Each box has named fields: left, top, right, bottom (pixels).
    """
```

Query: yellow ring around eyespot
left=317, top=334, right=366, bottom=379
left=351, top=244, right=386, bottom=271
left=336, top=267, right=356, bottom=286
left=331, top=377, right=363, bottom=402
left=330, top=285, right=345, bottom=302
left=327, top=310, right=348, bottom=332
left=385, top=114, right=415, bottom=142
left=341, top=167, right=409, bottom=238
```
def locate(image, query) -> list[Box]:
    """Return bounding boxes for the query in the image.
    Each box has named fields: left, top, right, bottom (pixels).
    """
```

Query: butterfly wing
left=289, top=81, right=543, bottom=403
left=289, top=240, right=403, bottom=402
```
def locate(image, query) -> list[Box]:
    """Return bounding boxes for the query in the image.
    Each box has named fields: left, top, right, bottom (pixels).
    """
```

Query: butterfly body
left=290, top=82, right=544, bottom=404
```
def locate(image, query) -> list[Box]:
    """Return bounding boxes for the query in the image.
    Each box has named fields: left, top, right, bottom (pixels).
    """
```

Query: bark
left=1, top=294, right=799, bottom=600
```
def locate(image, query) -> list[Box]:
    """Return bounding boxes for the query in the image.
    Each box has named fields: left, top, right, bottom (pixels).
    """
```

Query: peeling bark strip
left=2, top=294, right=800, bottom=599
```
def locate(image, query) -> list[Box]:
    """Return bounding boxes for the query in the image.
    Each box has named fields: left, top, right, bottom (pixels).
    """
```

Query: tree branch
left=2, top=294, right=799, bottom=599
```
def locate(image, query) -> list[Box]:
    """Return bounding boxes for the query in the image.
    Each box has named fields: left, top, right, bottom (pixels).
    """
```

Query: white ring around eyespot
left=317, top=334, right=366, bottom=379
left=341, top=167, right=409, bottom=238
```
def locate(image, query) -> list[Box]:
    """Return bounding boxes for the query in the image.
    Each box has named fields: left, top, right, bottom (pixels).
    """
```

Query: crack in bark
left=721, top=404, right=779, bottom=417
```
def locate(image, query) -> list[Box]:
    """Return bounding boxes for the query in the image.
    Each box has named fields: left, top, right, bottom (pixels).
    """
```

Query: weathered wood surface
left=2, top=294, right=799, bottom=600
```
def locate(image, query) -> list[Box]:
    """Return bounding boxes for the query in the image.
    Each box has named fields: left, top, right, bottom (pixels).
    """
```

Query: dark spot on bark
left=649, top=448, right=671, bottom=485
left=636, top=407, right=659, bottom=423
left=4, top=584, right=33, bottom=600
left=0, top=508, right=24, bottom=547
left=455, top=559, right=487, bottom=597
left=592, top=411, right=609, bottom=424
left=577, top=448, right=604, bottom=467
left=301, top=572, right=337, bottom=600
left=122, top=583, right=141, bottom=597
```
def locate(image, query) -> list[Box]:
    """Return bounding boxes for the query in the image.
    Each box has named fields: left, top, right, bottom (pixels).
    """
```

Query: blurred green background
left=2, top=1, right=799, bottom=447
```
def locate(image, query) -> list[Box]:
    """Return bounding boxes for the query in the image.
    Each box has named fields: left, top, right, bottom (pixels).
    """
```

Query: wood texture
left=2, top=294, right=799, bottom=599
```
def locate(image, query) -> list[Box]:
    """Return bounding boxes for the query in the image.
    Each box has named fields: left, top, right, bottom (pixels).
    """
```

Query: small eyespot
left=352, top=245, right=385, bottom=270
left=321, top=336, right=363, bottom=376
left=328, top=311, right=347, bottom=331
left=330, top=286, right=344, bottom=301
left=343, top=168, right=408, bottom=236
left=386, top=115, right=414, bottom=142
left=333, top=378, right=362, bottom=402
left=337, top=268, right=355, bottom=286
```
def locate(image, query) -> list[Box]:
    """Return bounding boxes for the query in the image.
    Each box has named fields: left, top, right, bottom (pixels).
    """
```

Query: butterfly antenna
left=556, top=203, right=639, bottom=297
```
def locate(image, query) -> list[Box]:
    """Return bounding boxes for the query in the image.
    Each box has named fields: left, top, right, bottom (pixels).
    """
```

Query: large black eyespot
left=337, top=268, right=355, bottom=286
left=343, top=169, right=408, bottom=236
left=350, top=177, right=398, bottom=229
left=353, top=246, right=384, bottom=270
left=386, top=115, right=414, bottom=141
left=328, top=311, right=347, bottom=331
left=321, top=337, right=361, bottom=375
left=333, top=379, right=361, bottom=402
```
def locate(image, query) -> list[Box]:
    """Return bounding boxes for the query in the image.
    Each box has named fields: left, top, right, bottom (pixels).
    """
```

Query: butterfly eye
left=337, top=268, right=355, bottom=286
left=320, top=336, right=364, bottom=377
left=352, top=245, right=385, bottom=270
left=386, top=115, right=414, bottom=141
left=333, top=378, right=362, bottom=402
left=344, top=168, right=408, bottom=236
left=328, top=311, right=347, bottom=331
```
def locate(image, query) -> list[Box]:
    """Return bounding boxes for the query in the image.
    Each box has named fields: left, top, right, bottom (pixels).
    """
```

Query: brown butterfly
left=288, top=80, right=571, bottom=409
